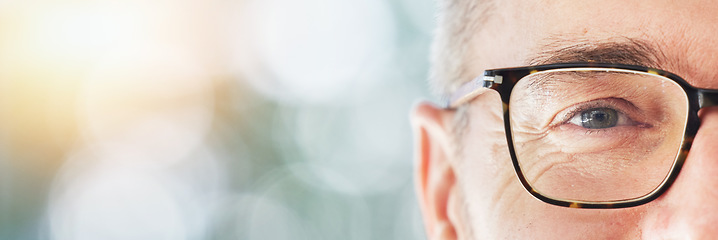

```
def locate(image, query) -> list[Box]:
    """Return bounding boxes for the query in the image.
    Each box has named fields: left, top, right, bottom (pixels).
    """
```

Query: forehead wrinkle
left=657, top=33, right=718, bottom=89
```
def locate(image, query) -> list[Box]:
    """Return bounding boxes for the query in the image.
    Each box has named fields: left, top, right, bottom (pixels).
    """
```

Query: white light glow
left=48, top=145, right=225, bottom=240
left=11, top=2, right=149, bottom=65
left=232, top=0, right=398, bottom=104
left=80, top=45, right=214, bottom=168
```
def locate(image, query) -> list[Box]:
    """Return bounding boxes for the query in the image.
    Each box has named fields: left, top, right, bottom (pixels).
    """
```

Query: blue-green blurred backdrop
left=0, top=0, right=434, bottom=239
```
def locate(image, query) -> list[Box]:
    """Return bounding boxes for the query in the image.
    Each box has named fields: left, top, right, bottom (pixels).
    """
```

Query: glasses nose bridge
left=697, top=89, right=718, bottom=109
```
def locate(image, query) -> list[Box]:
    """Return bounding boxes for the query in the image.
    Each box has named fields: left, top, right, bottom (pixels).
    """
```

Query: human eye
left=556, top=98, right=650, bottom=134
left=565, top=107, right=635, bottom=130
left=530, top=97, right=661, bottom=155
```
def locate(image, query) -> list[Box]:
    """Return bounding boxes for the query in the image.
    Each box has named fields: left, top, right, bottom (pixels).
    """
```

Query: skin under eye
left=567, top=107, right=634, bottom=129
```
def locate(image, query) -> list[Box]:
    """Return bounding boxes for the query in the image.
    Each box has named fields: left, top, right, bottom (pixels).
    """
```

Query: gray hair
left=429, top=0, right=495, bottom=97
left=428, top=3, right=496, bottom=237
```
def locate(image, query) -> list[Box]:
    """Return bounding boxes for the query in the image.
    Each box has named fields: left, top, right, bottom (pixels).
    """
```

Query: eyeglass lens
left=508, top=69, right=689, bottom=202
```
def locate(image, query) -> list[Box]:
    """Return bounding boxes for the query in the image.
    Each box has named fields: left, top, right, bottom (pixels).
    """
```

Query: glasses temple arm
left=444, top=74, right=501, bottom=108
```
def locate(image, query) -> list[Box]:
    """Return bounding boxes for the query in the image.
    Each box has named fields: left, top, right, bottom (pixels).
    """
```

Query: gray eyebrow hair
left=527, top=37, right=667, bottom=68
left=520, top=37, right=671, bottom=94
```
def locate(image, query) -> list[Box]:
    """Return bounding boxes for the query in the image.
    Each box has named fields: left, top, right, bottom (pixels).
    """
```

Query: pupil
left=580, top=108, right=618, bottom=129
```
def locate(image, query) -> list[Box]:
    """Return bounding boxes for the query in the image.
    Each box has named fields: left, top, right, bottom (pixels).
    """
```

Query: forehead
left=476, top=0, right=718, bottom=88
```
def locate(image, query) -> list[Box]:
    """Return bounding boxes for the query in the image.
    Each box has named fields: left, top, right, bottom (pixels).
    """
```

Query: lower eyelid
left=558, top=123, right=633, bottom=135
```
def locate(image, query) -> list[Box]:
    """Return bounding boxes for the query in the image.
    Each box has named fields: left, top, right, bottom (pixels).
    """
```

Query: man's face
left=413, top=0, right=718, bottom=239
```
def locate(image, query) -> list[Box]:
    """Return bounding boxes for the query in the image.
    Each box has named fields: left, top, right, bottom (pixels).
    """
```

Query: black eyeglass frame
left=446, top=62, right=718, bottom=208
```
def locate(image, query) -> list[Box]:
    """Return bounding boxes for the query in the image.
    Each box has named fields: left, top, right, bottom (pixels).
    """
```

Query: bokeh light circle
left=231, top=0, right=398, bottom=104
left=79, top=45, right=215, bottom=168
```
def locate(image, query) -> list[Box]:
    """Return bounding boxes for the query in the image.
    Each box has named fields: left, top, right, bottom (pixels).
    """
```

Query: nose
left=640, top=107, right=718, bottom=239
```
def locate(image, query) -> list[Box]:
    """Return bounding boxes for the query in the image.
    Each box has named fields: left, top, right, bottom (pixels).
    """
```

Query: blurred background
left=0, top=0, right=434, bottom=239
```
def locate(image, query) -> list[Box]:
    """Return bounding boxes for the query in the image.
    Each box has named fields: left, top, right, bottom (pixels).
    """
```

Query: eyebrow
left=527, top=36, right=667, bottom=69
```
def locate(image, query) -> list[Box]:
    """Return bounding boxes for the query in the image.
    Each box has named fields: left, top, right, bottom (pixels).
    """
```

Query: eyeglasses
left=446, top=62, right=718, bottom=209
